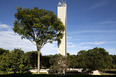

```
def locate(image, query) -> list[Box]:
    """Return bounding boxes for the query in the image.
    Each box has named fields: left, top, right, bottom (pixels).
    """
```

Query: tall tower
left=57, top=0, right=67, bottom=56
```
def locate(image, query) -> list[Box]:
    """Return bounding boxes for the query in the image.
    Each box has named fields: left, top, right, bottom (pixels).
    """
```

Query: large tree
left=13, top=7, right=64, bottom=73
left=78, top=47, right=112, bottom=72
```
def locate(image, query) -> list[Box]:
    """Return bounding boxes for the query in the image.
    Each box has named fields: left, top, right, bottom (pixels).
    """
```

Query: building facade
left=57, top=1, right=67, bottom=56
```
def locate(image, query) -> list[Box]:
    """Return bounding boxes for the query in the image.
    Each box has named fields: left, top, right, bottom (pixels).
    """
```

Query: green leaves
left=0, top=48, right=9, bottom=55
left=26, top=51, right=38, bottom=68
left=13, top=7, right=65, bottom=47
left=0, top=48, right=30, bottom=73
left=67, top=54, right=78, bottom=68
left=77, top=47, right=113, bottom=71
left=0, top=52, right=10, bottom=73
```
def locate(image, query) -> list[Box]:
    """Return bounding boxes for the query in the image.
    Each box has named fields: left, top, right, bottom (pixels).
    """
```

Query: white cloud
left=67, top=36, right=73, bottom=41
left=89, top=1, right=107, bottom=10
left=0, top=30, right=36, bottom=51
left=41, top=42, right=57, bottom=55
left=100, top=21, right=116, bottom=24
left=107, top=49, right=116, bottom=55
left=67, top=42, right=76, bottom=48
left=68, top=30, right=116, bottom=34
left=67, top=45, right=91, bottom=55
left=67, top=36, right=72, bottom=39
left=0, top=23, right=58, bottom=55
left=0, top=23, right=10, bottom=29
left=67, top=36, right=76, bottom=48
left=80, top=41, right=105, bottom=45
left=78, top=46, right=91, bottom=49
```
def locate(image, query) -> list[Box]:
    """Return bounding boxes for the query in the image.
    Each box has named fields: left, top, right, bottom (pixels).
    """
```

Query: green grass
left=40, top=72, right=47, bottom=74
left=0, top=72, right=13, bottom=75
left=105, top=69, right=116, bottom=71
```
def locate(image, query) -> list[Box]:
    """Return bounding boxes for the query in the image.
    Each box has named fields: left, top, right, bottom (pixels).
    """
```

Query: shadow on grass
left=66, top=71, right=87, bottom=75
left=0, top=72, right=116, bottom=77
left=104, top=71, right=116, bottom=74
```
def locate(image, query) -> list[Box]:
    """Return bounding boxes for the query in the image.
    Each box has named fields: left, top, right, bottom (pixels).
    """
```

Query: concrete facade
left=57, top=1, right=67, bottom=56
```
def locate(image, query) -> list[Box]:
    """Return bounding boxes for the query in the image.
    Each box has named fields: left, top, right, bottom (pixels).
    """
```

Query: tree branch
left=29, top=40, right=36, bottom=46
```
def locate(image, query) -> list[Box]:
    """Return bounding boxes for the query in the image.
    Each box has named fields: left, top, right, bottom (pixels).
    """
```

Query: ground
left=0, top=73, right=116, bottom=77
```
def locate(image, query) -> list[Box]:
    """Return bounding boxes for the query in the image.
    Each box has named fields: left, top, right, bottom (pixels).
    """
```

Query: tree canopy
left=110, top=55, right=116, bottom=69
left=78, top=47, right=113, bottom=72
left=0, top=48, right=9, bottom=55
left=0, top=48, right=29, bottom=74
left=67, top=53, right=78, bottom=68
left=13, top=7, right=64, bottom=47
left=26, top=51, right=38, bottom=68
left=10, top=49, right=30, bottom=73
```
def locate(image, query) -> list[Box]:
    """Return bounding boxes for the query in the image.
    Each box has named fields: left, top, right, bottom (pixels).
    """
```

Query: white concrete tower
left=57, top=0, right=67, bottom=56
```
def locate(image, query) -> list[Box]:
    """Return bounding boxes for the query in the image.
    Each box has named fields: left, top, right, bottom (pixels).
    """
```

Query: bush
left=0, top=48, right=30, bottom=73
left=49, top=54, right=69, bottom=74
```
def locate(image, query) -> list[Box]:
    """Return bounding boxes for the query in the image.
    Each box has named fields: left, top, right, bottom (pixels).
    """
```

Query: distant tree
left=0, top=48, right=9, bottom=55
left=10, top=49, right=30, bottom=74
left=49, top=54, right=69, bottom=74
left=26, top=51, right=51, bottom=69
left=41, top=55, right=50, bottom=68
left=110, top=55, right=116, bottom=69
left=0, top=48, right=10, bottom=73
left=0, top=52, right=10, bottom=73
left=13, top=7, right=64, bottom=74
left=77, top=50, right=86, bottom=56
left=26, top=51, right=38, bottom=68
left=77, top=50, right=87, bottom=69
left=0, top=49, right=29, bottom=73
left=78, top=47, right=112, bottom=72
left=67, top=53, right=78, bottom=68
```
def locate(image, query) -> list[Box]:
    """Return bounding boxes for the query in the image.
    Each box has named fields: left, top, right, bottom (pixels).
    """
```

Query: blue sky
left=0, top=0, right=116, bottom=55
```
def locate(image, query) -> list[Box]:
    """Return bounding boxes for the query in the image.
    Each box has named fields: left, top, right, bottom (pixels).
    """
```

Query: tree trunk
left=37, top=46, right=41, bottom=74
left=14, top=71, right=16, bottom=74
